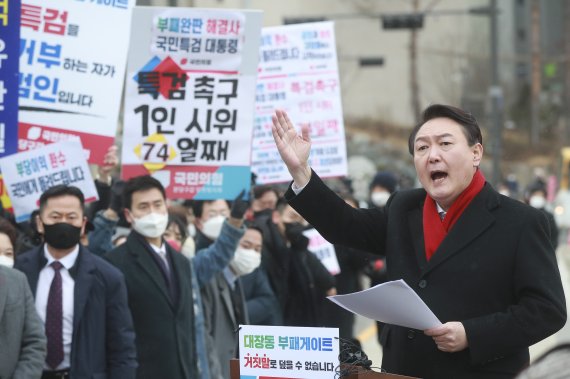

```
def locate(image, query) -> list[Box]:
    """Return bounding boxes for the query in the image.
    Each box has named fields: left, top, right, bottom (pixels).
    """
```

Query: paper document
left=328, top=279, right=442, bottom=330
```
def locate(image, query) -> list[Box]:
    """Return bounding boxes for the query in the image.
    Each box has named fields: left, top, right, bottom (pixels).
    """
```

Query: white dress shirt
left=35, top=245, right=79, bottom=370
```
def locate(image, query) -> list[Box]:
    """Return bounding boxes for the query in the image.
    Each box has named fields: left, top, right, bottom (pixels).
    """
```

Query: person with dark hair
left=369, top=171, right=398, bottom=208
left=14, top=184, right=137, bottom=379
left=163, top=213, right=187, bottom=251
left=202, top=224, right=280, bottom=378
left=0, top=217, right=18, bottom=267
left=192, top=199, right=232, bottom=250
left=274, top=202, right=336, bottom=327
left=271, top=105, right=566, bottom=378
left=252, top=185, right=280, bottom=214
left=105, top=176, right=248, bottom=379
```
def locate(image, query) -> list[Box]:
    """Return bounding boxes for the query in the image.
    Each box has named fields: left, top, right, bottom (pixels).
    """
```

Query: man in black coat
left=271, top=104, right=566, bottom=378
left=15, top=185, right=136, bottom=379
left=106, top=175, right=201, bottom=379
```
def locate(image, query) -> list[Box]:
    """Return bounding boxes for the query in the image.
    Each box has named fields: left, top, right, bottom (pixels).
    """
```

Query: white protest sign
left=239, top=324, right=339, bottom=379
left=18, top=0, right=135, bottom=163
left=252, top=21, right=347, bottom=183
left=304, top=228, right=341, bottom=275
left=122, top=7, right=262, bottom=200
left=0, top=139, right=98, bottom=222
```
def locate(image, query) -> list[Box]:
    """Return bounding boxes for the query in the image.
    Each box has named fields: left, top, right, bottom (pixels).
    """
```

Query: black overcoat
left=287, top=172, right=566, bottom=379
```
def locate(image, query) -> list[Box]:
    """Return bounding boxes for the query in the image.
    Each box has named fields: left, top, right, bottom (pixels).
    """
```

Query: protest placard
left=0, top=0, right=20, bottom=157
left=252, top=21, right=347, bottom=184
left=0, top=139, right=97, bottom=222
left=239, top=324, right=339, bottom=379
left=121, top=7, right=262, bottom=200
left=18, top=0, right=134, bottom=163
left=304, top=228, right=341, bottom=276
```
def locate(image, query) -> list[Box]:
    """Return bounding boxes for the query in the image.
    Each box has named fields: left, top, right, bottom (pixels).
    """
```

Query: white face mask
left=0, top=255, right=14, bottom=268
left=131, top=212, right=168, bottom=238
left=187, top=223, right=196, bottom=238
left=181, top=237, right=195, bottom=259
left=529, top=195, right=546, bottom=209
left=229, top=247, right=261, bottom=277
left=202, top=215, right=225, bottom=240
left=371, top=191, right=390, bottom=207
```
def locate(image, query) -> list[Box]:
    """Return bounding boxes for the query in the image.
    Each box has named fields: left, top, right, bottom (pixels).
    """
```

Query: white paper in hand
left=328, top=279, right=441, bottom=330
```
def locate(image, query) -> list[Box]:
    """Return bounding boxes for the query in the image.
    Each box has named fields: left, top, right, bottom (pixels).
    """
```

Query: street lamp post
left=470, top=2, right=503, bottom=186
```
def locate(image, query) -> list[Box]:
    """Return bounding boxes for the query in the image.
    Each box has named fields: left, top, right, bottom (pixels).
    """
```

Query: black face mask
left=43, top=222, right=82, bottom=249
left=284, top=222, right=309, bottom=250
left=253, top=208, right=273, bottom=220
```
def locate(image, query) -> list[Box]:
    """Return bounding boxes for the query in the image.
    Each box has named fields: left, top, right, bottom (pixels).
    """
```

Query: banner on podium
left=239, top=324, right=339, bottom=379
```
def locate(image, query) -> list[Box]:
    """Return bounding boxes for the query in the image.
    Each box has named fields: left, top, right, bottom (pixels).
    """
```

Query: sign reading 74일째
left=121, top=7, right=262, bottom=200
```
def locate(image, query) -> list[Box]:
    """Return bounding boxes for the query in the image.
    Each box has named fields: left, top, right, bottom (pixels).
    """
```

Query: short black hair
left=191, top=199, right=230, bottom=218
left=39, top=185, right=85, bottom=214
left=167, top=212, right=188, bottom=241
left=253, top=185, right=279, bottom=200
left=408, top=104, right=483, bottom=155
left=123, top=175, right=166, bottom=210
left=244, top=221, right=264, bottom=238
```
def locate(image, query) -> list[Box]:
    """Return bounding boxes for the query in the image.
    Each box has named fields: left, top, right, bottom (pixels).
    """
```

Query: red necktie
left=45, top=261, right=64, bottom=369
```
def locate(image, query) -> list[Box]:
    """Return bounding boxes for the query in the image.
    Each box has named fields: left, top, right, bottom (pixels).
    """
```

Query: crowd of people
left=0, top=105, right=567, bottom=379
left=0, top=145, right=386, bottom=379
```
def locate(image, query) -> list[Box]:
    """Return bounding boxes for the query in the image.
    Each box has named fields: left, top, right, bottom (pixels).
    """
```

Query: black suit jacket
left=105, top=232, right=196, bottom=379
left=15, top=244, right=137, bottom=379
left=287, top=171, right=566, bottom=379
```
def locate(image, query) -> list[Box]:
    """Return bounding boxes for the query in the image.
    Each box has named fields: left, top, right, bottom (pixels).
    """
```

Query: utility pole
left=562, top=1, right=570, bottom=145
left=489, top=0, right=503, bottom=186
left=530, top=0, right=541, bottom=146
left=410, top=0, right=421, bottom=124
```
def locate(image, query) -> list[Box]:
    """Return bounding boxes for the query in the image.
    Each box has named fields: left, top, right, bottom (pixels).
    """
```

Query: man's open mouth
left=430, top=171, right=448, bottom=182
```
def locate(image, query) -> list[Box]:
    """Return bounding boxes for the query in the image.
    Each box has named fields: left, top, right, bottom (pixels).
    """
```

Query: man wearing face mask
left=202, top=224, right=280, bottom=379
left=15, top=185, right=137, bottom=379
left=105, top=176, right=248, bottom=379
left=525, top=184, right=558, bottom=249
left=192, top=199, right=232, bottom=250
left=274, top=201, right=336, bottom=327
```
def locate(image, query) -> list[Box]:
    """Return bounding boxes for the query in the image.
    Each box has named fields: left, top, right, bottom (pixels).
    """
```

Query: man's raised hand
left=271, top=110, right=312, bottom=187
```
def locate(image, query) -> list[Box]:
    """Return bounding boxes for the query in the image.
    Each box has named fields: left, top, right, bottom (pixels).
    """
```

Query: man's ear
left=35, top=214, right=44, bottom=235
left=124, top=208, right=133, bottom=224
left=472, top=143, right=483, bottom=167
left=81, top=216, right=87, bottom=236
left=193, top=215, right=204, bottom=231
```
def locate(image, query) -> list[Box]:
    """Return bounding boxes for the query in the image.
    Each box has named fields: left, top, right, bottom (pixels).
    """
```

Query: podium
left=229, top=359, right=420, bottom=379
